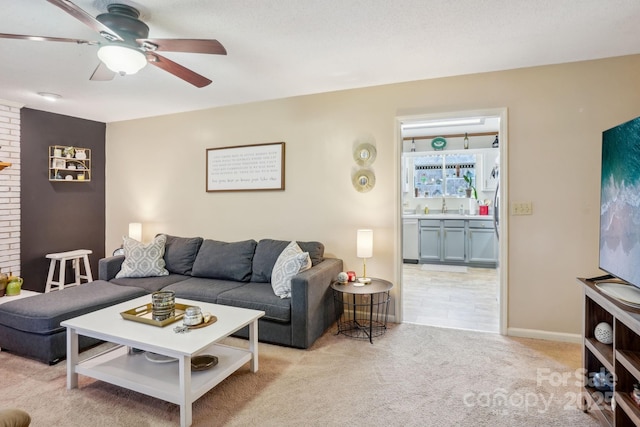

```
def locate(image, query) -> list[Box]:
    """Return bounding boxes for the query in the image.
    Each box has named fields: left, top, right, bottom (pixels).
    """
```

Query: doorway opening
left=396, top=109, right=508, bottom=334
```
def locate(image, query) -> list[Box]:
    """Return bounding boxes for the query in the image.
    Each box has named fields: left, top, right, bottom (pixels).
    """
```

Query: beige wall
left=106, top=54, right=640, bottom=338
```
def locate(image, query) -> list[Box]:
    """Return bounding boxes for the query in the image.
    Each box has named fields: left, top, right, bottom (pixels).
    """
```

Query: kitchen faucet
left=441, top=196, right=447, bottom=213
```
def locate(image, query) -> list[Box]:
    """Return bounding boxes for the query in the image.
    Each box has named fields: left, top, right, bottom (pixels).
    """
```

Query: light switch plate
left=511, top=202, right=533, bottom=215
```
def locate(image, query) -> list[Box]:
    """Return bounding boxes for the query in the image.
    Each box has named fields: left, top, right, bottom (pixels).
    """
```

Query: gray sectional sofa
left=0, top=235, right=343, bottom=364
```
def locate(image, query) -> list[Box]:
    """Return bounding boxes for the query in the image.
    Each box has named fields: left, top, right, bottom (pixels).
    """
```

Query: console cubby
left=580, top=278, right=640, bottom=426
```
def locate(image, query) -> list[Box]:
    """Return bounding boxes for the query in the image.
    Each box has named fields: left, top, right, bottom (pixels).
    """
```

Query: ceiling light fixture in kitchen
left=402, top=118, right=484, bottom=130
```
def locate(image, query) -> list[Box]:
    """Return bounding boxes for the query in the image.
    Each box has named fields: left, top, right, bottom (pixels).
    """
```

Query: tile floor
left=402, top=263, right=499, bottom=333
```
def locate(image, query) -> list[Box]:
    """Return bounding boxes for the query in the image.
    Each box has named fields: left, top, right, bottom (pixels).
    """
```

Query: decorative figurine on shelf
left=492, top=135, right=499, bottom=148
left=633, top=384, right=640, bottom=405
left=592, top=370, right=613, bottom=392
left=63, top=146, right=75, bottom=158
left=337, top=272, right=349, bottom=284
left=594, top=322, right=613, bottom=344
left=75, top=149, right=87, bottom=160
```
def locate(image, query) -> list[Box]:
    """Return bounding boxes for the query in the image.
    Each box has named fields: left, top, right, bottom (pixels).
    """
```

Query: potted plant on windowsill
left=463, top=171, right=477, bottom=199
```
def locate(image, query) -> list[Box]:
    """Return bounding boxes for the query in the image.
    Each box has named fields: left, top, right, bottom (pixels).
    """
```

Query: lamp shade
left=97, top=44, right=147, bottom=75
left=128, top=223, right=142, bottom=242
left=357, top=229, right=373, bottom=258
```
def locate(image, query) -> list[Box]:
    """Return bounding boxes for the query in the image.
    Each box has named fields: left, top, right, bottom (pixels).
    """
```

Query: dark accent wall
left=21, top=108, right=105, bottom=292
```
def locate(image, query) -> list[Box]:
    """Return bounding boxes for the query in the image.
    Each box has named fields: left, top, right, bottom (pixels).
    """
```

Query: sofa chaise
left=0, top=235, right=343, bottom=364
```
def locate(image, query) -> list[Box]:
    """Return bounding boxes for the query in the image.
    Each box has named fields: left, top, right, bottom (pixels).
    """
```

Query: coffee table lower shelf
left=75, top=343, right=251, bottom=405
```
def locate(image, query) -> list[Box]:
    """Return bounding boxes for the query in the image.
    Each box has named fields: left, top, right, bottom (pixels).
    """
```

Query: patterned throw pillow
left=271, top=241, right=312, bottom=298
left=116, top=234, right=169, bottom=278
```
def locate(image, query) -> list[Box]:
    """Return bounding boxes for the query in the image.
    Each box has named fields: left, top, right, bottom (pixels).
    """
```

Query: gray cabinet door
left=402, top=219, right=420, bottom=261
left=468, top=228, right=497, bottom=263
left=443, top=227, right=466, bottom=262
left=420, top=226, right=441, bottom=261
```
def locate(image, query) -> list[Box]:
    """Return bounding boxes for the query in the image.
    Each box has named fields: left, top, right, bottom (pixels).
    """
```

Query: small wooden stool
left=45, top=249, right=93, bottom=292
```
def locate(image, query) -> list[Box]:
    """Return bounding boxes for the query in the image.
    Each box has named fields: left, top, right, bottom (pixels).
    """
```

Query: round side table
left=331, top=278, right=393, bottom=343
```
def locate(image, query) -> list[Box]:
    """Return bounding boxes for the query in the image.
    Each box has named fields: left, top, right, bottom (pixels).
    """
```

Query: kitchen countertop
left=403, top=213, right=493, bottom=220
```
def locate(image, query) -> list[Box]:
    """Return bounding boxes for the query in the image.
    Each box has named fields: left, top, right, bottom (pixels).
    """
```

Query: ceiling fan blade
left=0, top=33, right=99, bottom=45
left=89, top=62, right=115, bottom=81
left=138, top=39, right=227, bottom=55
left=46, top=0, right=123, bottom=41
left=146, top=53, right=212, bottom=88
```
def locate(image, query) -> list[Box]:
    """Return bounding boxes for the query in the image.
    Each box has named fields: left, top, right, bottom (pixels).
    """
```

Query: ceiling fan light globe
left=97, top=45, right=147, bottom=75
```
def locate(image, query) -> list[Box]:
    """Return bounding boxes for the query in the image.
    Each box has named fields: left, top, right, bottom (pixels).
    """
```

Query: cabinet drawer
left=443, top=220, right=465, bottom=228
left=420, top=220, right=440, bottom=227
left=469, top=220, right=492, bottom=229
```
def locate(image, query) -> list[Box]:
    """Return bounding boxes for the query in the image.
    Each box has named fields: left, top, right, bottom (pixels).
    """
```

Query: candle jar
left=183, top=306, right=203, bottom=326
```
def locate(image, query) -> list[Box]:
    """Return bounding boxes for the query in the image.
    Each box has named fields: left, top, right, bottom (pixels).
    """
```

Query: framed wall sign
left=206, top=142, right=285, bottom=192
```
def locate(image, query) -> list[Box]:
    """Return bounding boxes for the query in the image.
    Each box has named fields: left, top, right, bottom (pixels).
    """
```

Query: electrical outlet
left=511, top=202, right=533, bottom=215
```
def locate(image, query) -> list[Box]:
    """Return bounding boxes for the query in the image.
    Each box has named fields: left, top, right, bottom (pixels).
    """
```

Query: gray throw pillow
left=160, top=234, right=203, bottom=275
left=251, top=239, right=324, bottom=283
left=116, top=234, right=169, bottom=278
left=271, top=241, right=312, bottom=298
left=191, top=239, right=257, bottom=282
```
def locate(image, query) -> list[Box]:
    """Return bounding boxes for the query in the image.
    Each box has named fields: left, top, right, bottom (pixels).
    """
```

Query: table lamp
left=129, top=222, right=142, bottom=242
left=356, top=229, right=373, bottom=285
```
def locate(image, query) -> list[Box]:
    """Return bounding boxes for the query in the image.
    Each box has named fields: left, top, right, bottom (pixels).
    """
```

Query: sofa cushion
left=116, top=234, right=169, bottom=278
left=192, top=239, right=257, bottom=282
left=161, top=234, right=203, bottom=275
left=217, top=283, right=291, bottom=323
left=271, top=241, right=311, bottom=298
left=0, top=280, right=147, bottom=334
left=110, top=274, right=190, bottom=293
left=162, top=277, right=247, bottom=304
left=251, top=239, right=324, bottom=283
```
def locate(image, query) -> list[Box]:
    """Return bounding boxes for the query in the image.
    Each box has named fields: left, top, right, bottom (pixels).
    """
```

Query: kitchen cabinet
left=402, top=218, right=420, bottom=262
left=402, top=156, right=414, bottom=193
left=416, top=216, right=497, bottom=267
left=443, top=220, right=465, bottom=262
left=468, top=220, right=498, bottom=264
left=419, top=219, right=441, bottom=262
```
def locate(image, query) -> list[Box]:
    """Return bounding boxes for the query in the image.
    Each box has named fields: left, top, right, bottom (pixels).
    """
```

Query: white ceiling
left=1, top=0, right=639, bottom=123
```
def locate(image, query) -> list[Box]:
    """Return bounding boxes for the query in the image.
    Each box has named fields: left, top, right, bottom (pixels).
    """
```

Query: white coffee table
left=61, top=295, right=265, bottom=427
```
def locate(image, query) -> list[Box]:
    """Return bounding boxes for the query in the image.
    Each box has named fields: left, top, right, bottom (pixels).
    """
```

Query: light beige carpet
left=0, top=324, right=600, bottom=427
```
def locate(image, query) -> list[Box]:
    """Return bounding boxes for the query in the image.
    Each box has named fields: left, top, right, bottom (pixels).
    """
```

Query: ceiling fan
left=0, top=0, right=227, bottom=88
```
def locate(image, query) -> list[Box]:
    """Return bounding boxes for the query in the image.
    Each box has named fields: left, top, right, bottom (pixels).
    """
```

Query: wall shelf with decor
left=48, top=145, right=91, bottom=182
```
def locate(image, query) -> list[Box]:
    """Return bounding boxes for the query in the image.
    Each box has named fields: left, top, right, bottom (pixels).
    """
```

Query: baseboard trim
left=507, top=327, right=581, bottom=344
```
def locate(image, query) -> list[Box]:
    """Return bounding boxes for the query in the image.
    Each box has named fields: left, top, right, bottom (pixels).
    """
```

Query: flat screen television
left=599, top=115, right=640, bottom=287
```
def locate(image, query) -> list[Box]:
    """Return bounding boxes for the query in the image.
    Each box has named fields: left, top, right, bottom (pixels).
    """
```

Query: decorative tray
left=120, top=303, right=190, bottom=327
left=188, top=315, right=218, bottom=329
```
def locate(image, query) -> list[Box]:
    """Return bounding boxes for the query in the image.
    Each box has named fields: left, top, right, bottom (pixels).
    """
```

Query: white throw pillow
left=271, top=241, right=312, bottom=298
left=116, top=234, right=169, bottom=278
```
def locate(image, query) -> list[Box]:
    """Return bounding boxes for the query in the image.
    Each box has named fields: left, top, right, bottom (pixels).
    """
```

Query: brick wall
left=0, top=101, right=21, bottom=276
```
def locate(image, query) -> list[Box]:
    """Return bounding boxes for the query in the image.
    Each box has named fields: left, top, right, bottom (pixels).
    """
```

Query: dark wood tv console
left=579, top=277, right=640, bottom=426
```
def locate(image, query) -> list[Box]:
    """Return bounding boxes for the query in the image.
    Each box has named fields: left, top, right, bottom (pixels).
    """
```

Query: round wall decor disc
left=352, top=168, right=375, bottom=193
left=353, top=142, right=377, bottom=166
